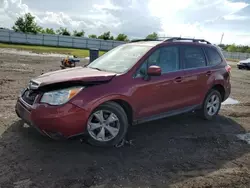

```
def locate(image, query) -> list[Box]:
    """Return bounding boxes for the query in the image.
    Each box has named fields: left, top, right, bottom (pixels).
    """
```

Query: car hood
left=30, top=67, right=116, bottom=88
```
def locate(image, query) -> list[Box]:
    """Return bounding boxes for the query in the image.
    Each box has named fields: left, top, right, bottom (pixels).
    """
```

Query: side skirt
left=133, top=104, right=201, bottom=125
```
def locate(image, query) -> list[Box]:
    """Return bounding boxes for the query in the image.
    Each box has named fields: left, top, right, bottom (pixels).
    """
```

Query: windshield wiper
left=89, top=67, right=103, bottom=71
left=88, top=67, right=119, bottom=73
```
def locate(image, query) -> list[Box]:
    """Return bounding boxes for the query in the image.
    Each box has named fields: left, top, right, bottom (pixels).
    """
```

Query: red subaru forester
left=15, top=37, right=231, bottom=147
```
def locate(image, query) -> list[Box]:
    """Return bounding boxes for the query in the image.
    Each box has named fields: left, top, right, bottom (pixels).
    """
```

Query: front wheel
left=199, top=89, right=222, bottom=120
left=86, top=102, right=128, bottom=147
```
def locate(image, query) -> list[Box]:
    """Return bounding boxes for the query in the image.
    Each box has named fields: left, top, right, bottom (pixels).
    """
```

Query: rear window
left=183, top=46, right=206, bottom=69
left=205, top=47, right=222, bottom=66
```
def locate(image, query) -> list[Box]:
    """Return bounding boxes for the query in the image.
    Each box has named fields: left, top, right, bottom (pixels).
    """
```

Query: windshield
left=87, top=44, right=152, bottom=73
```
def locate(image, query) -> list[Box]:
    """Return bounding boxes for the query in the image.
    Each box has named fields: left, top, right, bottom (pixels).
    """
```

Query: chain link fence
left=0, top=29, right=126, bottom=51
left=222, top=51, right=250, bottom=60
left=1, top=29, right=250, bottom=61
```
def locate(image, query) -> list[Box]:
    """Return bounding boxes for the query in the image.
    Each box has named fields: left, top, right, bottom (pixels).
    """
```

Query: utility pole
left=220, top=33, right=224, bottom=44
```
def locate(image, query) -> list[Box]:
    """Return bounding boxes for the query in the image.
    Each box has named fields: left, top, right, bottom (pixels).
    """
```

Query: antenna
left=220, top=33, right=224, bottom=44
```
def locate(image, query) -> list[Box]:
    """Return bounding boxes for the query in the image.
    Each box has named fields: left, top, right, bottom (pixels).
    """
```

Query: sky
left=0, top=0, right=250, bottom=45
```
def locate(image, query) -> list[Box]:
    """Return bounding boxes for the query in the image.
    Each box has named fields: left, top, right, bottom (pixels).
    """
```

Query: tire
left=86, top=102, right=128, bottom=147
left=199, top=89, right=222, bottom=120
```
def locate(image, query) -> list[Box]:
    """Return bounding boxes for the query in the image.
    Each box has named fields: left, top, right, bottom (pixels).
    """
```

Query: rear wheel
left=199, top=89, right=222, bottom=120
left=86, top=102, right=128, bottom=147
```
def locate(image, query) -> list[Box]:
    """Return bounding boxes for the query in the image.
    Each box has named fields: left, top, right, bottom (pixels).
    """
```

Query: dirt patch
left=0, top=51, right=250, bottom=188
left=170, top=167, right=250, bottom=188
left=0, top=79, right=15, bottom=86
left=236, top=102, right=250, bottom=107
left=0, top=48, right=67, bottom=57
left=228, top=112, right=250, bottom=118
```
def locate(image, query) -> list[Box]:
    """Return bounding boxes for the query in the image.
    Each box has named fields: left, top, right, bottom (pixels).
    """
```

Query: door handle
left=206, top=71, right=212, bottom=76
left=174, top=77, right=182, bottom=83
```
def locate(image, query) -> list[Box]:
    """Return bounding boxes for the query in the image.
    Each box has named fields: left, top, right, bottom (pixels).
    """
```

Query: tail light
left=225, top=65, right=231, bottom=73
left=225, top=64, right=231, bottom=81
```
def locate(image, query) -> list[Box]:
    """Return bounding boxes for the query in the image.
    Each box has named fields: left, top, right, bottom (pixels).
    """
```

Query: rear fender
left=205, top=73, right=226, bottom=102
left=206, top=82, right=226, bottom=101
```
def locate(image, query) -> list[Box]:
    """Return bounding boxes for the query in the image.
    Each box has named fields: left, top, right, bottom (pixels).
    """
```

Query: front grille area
left=21, top=89, right=39, bottom=105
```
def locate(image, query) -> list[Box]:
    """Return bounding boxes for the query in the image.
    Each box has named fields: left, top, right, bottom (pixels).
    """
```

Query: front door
left=130, top=45, right=186, bottom=120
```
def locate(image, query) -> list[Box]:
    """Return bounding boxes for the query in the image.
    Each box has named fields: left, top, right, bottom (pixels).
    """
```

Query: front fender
left=72, top=93, right=133, bottom=114
left=87, top=94, right=133, bottom=112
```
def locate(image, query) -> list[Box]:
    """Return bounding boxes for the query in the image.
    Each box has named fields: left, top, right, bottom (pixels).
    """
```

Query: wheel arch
left=88, top=95, right=134, bottom=125
left=111, top=99, right=133, bottom=126
left=210, top=84, right=226, bottom=101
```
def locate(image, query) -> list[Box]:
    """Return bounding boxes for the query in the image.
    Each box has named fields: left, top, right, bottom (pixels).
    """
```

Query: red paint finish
left=15, top=40, right=231, bottom=138
left=33, top=67, right=116, bottom=87
left=182, top=66, right=211, bottom=106
left=147, top=65, right=162, bottom=76
left=16, top=99, right=90, bottom=137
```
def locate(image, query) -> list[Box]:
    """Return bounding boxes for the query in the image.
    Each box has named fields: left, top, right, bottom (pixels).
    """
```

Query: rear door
left=181, top=45, right=211, bottom=106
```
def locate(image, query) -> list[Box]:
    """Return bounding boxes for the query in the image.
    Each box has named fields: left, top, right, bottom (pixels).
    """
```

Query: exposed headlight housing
left=40, top=86, right=84, bottom=105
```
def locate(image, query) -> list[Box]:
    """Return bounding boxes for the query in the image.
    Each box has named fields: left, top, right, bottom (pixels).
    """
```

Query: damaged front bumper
left=15, top=97, right=90, bottom=140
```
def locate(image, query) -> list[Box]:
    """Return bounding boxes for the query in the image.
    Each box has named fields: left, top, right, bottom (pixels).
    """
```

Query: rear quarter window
left=205, top=47, right=223, bottom=66
left=183, top=46, right=206, bottom=69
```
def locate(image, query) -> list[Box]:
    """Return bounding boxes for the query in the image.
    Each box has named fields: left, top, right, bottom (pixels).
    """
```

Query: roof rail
left=129, top=38, right=162, bottom=43
left=164, top=37, right=211, bottom=44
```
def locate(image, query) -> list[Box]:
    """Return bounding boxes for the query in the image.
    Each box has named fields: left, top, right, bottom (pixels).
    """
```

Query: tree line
left=218, top=44, right=250, bottom=53
left=10, top=13, right=158, bottom=42
left=6, top=13, right=250, bottom=53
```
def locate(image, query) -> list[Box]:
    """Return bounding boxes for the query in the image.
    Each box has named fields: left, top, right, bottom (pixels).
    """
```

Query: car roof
left=125, top=41, right=215, bottom=50
left=125, top=41, right=163, bottom=47
left=126, top=37, right=214, bottom=48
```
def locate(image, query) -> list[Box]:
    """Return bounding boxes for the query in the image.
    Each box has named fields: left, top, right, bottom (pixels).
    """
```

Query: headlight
left=40, top=86, right=83, bottom=105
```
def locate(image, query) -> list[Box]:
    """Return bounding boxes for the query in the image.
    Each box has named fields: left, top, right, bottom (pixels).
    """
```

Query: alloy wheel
left=206, top=94, right=220, bottom=116
left=87, top=110, right=120, bottom=142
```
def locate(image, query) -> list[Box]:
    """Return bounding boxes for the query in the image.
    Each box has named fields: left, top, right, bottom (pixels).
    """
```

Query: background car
left=237, top=58, right=250, bottom=70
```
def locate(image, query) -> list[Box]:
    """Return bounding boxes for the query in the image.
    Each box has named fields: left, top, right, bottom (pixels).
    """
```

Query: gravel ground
left=0, top=49, right=250, bottom=188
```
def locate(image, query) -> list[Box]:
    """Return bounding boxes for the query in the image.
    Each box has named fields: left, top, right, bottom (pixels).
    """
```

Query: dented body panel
left=15, top=40, right=231, bottom=139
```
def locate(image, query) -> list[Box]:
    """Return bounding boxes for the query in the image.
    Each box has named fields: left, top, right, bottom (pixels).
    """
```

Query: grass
left=0, top=43, right=241, bottom=61
left=226, top=58, right=240, bottom=62
left=0, top=43, right=105, bottom=57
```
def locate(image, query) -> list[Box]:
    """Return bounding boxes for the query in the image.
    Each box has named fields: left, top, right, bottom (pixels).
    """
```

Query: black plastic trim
left=133, top=104, right=201, bottom=125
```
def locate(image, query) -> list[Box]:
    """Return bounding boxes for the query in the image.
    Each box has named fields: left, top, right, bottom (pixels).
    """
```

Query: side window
left=205, top=47, right=222, bottom=66
left=135, top=60, right=147, bottom=78
left=134, top=49, right=161, bottom=78
left=159, top=46, right=179, bottom=73
left=148, top=49, right=160, bottom=67
left=134, top=46, right=179, bottom=77
left=183, top=46, right=206, bottom=69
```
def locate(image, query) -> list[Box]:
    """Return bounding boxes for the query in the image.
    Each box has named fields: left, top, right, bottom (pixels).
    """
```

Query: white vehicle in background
left=237, top=58, right=250, bottom=70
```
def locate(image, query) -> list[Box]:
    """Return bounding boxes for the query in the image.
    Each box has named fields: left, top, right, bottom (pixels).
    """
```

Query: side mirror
left=147, top=65, right=161, bottom=76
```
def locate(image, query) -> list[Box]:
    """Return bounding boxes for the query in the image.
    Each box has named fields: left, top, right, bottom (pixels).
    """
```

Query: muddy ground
left=0, top=49, right=250, bottom=188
